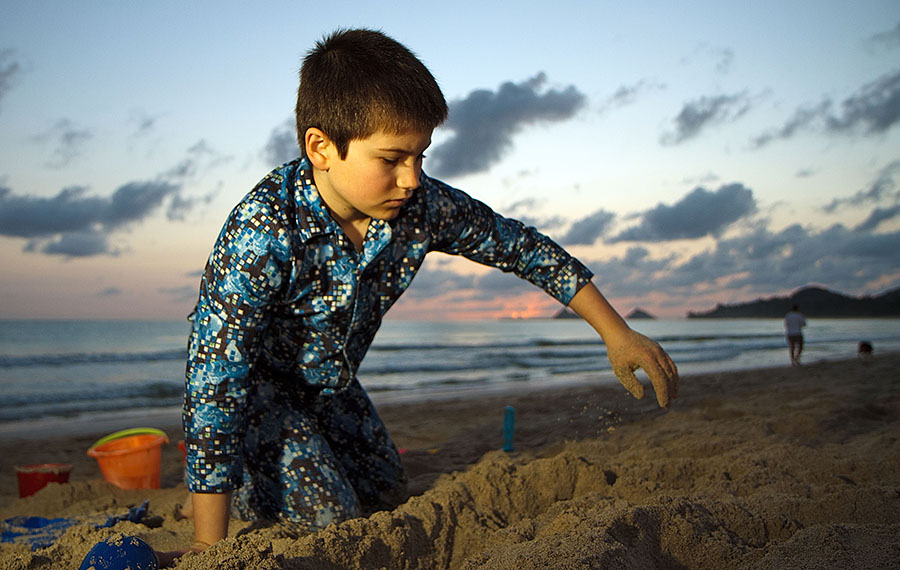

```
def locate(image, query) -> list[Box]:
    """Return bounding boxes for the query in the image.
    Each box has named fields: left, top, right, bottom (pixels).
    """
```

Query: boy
left=180, top=28, right=678, bottom=556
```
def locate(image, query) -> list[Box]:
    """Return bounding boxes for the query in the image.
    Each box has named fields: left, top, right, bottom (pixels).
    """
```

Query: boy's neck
left=338, top=216, right=370, bottom=251
left=312, top=169, right=369, bottom=251
left=322, top=202, right=370, bottom=252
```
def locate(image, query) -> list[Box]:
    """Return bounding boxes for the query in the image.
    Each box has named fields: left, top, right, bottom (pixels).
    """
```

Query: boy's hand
left=156, top=542, right=210, bottom=568
left=605, top=328, right=679, bottom=407
left=156, top=549, right=189, bottom=568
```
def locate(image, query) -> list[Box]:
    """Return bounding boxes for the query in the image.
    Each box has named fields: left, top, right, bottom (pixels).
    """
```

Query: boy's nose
left=397, top=164, right=420, bottom=190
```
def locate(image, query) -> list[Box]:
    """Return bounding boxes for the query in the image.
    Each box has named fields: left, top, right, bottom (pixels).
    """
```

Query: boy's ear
left=304, top=128, right=333, bottom=170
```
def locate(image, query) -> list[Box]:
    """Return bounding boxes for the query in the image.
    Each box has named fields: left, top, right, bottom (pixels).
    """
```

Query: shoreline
left=2, top=353, right=899, bottom=568
left=0, top=350, right=868, bottom=442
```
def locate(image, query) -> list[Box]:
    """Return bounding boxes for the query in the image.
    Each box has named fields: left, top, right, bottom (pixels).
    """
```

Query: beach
left=2, top=353, right=899, bottom=569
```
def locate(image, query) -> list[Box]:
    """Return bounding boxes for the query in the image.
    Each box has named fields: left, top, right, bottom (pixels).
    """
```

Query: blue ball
left=79, top=534, right=159, bottom=570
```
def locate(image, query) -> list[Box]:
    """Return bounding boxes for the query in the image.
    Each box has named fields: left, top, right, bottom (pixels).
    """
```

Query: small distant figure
left=784, top=304, right=807, bottom=366
left=858, top=341, right=873, bottom=359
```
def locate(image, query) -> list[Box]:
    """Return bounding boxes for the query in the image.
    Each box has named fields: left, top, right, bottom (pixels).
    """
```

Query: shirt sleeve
left=421, top=175, right=593, bottom=305
left=183, top=196, right=292, bottom=493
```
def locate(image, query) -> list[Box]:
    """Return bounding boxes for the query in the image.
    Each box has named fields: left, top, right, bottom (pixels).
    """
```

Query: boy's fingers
left=665, top=357, right=679, bottom=399
left=613, top=365, right=645, bottom=400
left=614, top=357, right=677, bottom=408
left=640, top=338, right=678, bottom=406
left=644, top=360, right=673, bottom=408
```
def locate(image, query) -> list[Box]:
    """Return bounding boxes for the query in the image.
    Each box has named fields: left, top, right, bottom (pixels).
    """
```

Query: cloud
left=1, top=185, right=101, bottom=238
left=600, top=80, right=666, bottom=111
left=581, top=246, right=677, bottom=297
left=401, top=264, right=477, bottom=300
left=159, top=285, right=199, bottom=303
left=34, top=118, right=93, bottom=168
left=155, top=141, right=223, bottom=219
left=0, top=181, right=180, bottom=236
left=867, top=21, right=900, bottom=52
left=681, top=44, right=735, bottom=75
left=0, top=49, right=21, bottom=111
left=661, top=92, right=751, bottom=144
left=753, top=69, right=900, bottom=147
left=681, top=171, right=720, bottom=186
left=501, top=198, right=567, bottom=233
left=427, top=73, right=587, bottom=178
left=263, top=118, right=299, bottom=166
left=165, top=139, right=230, bottom=180
left=107, top=181, right=181, bottom=227
left=715, top=48, right=735, bottom=74
left=167, top=191, right=215, bottom=222
left=750, top=100, right=831, bottom=148
left=826, top=68, right=900, bottom=135
left=559, top=209, right=616, bottom=245
left=128, top=109, right=160, bottom=139
left=28, top=228, right=118, bottom=257
left=0, top=178, right=186, bottom=257
left=612, top=183, right=756, bottom=242
left=583, top=222, right=900, bottom=302
left=823, top=159, right=900, bottom=213
left=854, top=205, right=900, bottom=232
left=98, top=287, right=123, bottom=297
left=678, top=224, right=900, bottom=292
left=470, top=269, right=540, bottom=300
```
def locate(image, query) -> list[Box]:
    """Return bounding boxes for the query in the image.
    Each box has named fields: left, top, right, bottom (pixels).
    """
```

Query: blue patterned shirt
left=184, top=157, right=593, bottom=492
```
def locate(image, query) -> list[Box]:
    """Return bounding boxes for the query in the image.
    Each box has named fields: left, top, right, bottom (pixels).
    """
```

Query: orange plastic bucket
left=15, top=463, right=72, bottom=497
left=87, top=434, right=168, bottom=489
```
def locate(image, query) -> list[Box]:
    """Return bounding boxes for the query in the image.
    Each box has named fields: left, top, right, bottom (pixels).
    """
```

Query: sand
left=1, top=354, right=899, bottom=569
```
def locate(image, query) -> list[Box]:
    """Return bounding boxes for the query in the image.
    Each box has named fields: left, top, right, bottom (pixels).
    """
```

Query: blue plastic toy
left=79, top=534, right=158, bottom=570
left=503, top=405, right=516, bottom=452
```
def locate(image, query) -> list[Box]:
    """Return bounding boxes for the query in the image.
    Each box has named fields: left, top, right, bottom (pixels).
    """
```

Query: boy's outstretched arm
left=568, top=283, right=679, bottom=407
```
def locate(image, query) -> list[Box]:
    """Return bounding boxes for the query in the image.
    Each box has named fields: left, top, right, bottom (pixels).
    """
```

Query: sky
left=1, top=1, right=899, bottom=321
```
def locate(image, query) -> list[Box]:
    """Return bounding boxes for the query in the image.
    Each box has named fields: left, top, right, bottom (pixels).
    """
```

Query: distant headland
left=551, top=307, right=657, bottom=319
left=687, top=285, right=900, bottom=318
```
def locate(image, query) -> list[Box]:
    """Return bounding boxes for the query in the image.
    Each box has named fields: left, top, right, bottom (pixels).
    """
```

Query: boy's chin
left=376, top=208, right=403, bottom=220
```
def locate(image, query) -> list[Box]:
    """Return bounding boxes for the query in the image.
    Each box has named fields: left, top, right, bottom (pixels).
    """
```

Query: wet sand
left=2, top=354, right=899, bottom=569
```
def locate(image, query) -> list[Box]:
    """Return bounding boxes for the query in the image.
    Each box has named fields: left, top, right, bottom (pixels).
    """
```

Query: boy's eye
left=381, top=154, right=426, bottom=165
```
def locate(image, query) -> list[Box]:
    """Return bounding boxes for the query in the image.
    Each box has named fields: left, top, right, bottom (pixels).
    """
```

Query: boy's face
left=311, top=128, right=432, bottom=224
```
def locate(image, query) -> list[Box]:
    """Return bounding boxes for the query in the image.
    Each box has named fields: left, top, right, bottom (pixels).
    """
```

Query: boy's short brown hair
left=295, top=28, right=448, bottom=158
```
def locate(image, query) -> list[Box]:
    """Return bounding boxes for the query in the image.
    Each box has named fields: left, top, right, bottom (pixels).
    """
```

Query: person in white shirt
left=784, top=305, right=807, bottom=366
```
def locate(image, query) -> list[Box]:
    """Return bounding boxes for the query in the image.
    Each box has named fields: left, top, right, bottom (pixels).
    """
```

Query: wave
left=367, top=338, right=603, bottom=352
left=0, top=331, right=799, bottom=370
left=0, top=380, right=183, bottom=408
left=2, top=317, right=896, bottom=425
left=0, top=380, right=183, bottom=423
left=0, top=349, right=187, bottom=368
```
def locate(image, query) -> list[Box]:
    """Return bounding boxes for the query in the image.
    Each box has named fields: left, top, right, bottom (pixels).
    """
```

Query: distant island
left=551, top=307, right=581, bottom=319
left=626, top=308, right=656, bottom=319
left=687, top=285, right=900, bottom=318
left=551, top=307, right=656, bottom=319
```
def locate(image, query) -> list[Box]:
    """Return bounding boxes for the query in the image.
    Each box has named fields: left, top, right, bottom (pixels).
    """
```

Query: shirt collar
left=293, top=158, right=341, bottom=243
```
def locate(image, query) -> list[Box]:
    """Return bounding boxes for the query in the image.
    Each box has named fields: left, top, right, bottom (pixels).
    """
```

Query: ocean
left=2, top=317, right=899, bottom=437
